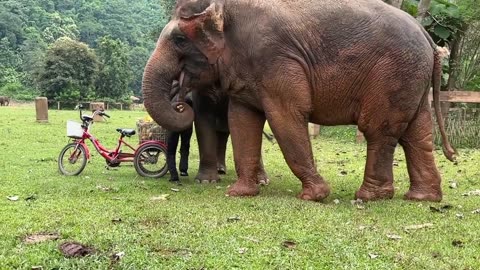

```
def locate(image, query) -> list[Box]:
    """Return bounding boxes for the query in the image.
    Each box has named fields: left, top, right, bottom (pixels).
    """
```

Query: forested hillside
left=0, top=0, right=479, bottom=103
left=0, top=0, right=172, bottom=101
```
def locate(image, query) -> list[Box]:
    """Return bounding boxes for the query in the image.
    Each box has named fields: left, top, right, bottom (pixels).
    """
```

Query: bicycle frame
left=69, top=109, right=166, bottom=165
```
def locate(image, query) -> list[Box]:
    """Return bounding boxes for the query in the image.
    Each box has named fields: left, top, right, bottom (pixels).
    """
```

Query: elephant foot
left=257, top=172, right=270, bottom=186
left=195, top=170, right=220, bottom=184
left=355, top=184, right=394, bottom=201
left=196, top=179, right=220, bottom=184
left=226, top=180, right=259, bottom=197
left=404, top=189, right=442, bottom=202
left=298, top=181, right=330, bottom=201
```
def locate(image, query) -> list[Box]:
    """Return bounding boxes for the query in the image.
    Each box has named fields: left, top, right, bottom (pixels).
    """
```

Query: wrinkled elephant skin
left=143, top=0, right=455, bottom=202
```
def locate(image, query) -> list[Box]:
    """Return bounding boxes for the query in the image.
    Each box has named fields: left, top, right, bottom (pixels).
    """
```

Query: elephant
left=170, top=80, right=230, bottom=182
left=0, top=96, right=9, bottom=106
left=142, top=0, right=456, bottom=202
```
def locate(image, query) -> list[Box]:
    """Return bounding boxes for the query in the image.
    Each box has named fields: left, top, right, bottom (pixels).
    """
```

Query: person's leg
left=167, top=131, right=180, bottom=181
left=179, top=127, right=193, bottom=175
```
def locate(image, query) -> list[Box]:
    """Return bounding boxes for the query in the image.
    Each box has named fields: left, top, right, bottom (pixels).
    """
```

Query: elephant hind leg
left=355, top=113, right=410, bottom=201
left=355, top=134, right=398, bottom=201
left=399, top=104, right=442, bottom=202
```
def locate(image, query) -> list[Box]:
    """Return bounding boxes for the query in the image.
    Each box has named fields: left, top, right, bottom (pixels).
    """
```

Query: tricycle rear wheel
left=134, top=143, right=168, bottom=178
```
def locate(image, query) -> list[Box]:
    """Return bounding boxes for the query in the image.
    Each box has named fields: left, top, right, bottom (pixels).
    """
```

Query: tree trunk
left=385, top=0, right=403, bottom=9
left=440, top=24, right=468, bottom=116
left=416, top=0, right=432, bottom=23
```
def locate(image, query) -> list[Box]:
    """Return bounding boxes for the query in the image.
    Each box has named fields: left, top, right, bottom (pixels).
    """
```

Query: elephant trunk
left=142, top=41, right=194, bottom=132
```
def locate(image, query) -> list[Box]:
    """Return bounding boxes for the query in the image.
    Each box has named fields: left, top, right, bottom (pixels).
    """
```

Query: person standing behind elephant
left=166, top=81, right=193, bottom=184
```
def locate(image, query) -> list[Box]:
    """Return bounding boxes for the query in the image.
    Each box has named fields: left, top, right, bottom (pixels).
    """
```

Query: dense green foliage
left=0, top=0, right=478, bottom=102
left=37, top=37, right=98, bottom=101
left=0, top=0, right=171, bottom=101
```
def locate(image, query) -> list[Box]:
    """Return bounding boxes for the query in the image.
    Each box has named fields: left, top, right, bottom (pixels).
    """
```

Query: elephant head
left=142, top=0, right=225, bottom=131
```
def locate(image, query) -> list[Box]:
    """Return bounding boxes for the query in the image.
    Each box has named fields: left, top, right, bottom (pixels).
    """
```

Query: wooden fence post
left=35, top=97, right=49, bottom=123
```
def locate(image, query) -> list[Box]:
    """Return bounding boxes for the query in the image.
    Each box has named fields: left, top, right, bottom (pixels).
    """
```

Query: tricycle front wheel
left=58, top=143, right=87, bottom=176
left=134, top=143, right=168, bottom=178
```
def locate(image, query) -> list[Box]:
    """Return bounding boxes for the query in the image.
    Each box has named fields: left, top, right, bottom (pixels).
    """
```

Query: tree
left=94, top=36, right=132, bottom=101
left=37, top=37, right=98, bottom=101
left=416, top=0, right=432, bottom=23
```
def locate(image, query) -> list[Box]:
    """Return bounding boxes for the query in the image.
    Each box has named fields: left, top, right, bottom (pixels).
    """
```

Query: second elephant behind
left=192, top=88, right=229, bottom=182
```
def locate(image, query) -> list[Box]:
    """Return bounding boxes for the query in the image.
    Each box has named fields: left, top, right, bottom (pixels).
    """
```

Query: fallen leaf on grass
left=7, top=196, right=19, bottom=201
left=111, top=218, right=122, bottom=223
left=386, top=234, right=402, bottom=240
left=282, top=240, right=296, bottom=249
left=471, top=209, right=480, bottom=214
left=25, top=194, right=37, bottom=201
left=238, top=247, right=248, bottom=254
left=227, top=216, right=241, bottom=222
left=110, top=251, right=125, bottom=262
left=96, top=185, right=117, bottom=192
left=241, top=236, right=260, bottom=243
left=170, top=188, right=180, bottom=192
left=59, top=241, right=95, bottom=257
left=456, top=213, right=465, bottom=219
left=333, top=199, right=340, bottom=204
left=452, top=240, right=464, bottom=247
left=31, top=266, right=43, bottom=270
left=23, top=232, right=60, bottom=244
left=151, top=194, right=170, bottom=201
left=350, top=199, right=365, bottom=209
left=404, top=223, right=434, bottom=232
left=430, top=204, right=453, bottom=213
left=368, top=253, right=379, bottom=259
left=449, top=182, right=458, bottom=189
left=462, top=190, right=480, bottom=196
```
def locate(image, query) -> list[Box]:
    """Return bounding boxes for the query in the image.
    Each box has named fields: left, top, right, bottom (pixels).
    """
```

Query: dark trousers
left=166, top=127, right=193, bottom=179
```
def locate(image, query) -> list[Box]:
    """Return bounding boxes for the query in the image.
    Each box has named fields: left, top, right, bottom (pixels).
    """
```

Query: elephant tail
left=432, top=48, right=456, bottom=162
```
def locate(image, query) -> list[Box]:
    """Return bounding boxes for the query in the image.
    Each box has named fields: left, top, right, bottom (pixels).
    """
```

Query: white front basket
left=66, top=120, right=84, bottom=138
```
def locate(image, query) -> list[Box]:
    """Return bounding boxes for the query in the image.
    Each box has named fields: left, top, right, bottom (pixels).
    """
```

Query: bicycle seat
left=82, top=115, right=94, bottom=122
left=116, top=128, right=136, bottom=137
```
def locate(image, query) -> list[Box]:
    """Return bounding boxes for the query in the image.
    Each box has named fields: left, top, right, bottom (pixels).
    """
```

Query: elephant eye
left=173, top=35, right=188, bottom=46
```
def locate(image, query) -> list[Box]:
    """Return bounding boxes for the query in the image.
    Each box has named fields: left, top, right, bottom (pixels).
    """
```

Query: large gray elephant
left=142, top=0, right=455, bottom=202
left=0, top=96, right=9, bottom=106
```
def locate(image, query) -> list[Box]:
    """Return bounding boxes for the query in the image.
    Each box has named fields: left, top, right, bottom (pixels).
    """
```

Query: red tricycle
left=58, top=105, right=168, bottom=178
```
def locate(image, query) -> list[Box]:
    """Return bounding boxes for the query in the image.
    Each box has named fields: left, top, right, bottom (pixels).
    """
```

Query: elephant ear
left=177, top=0, right=225, bottom=64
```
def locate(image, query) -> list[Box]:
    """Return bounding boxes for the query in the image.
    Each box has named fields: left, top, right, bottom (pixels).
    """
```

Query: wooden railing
left=307, top=90, right=480, bottom=141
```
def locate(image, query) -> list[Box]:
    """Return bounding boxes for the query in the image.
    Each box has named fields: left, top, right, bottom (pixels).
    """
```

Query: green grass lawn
left=0, top=106, right=479, bottom=269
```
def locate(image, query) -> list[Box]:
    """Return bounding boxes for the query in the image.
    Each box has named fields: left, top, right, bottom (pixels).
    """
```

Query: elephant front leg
left=227, top=99, right=266, bottom=197
left=265, top=109, right=330, bottom=201
left=194, top=111, right=221, bottom=183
